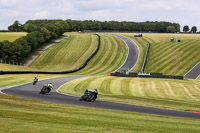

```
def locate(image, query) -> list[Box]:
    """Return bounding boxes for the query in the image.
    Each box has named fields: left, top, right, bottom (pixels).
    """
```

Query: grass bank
left=75, top=34, right=128, bottom=75
left=120, top=33, right=200, bottom=76
left=59, top=76, right=200, bottom=111
left=1, top=75, right=200, bottom=132
left=29, top=33, right=98, bottom=72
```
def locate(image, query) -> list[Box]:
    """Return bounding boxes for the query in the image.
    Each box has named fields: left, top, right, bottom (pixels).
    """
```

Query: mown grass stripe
left=90, top=35, right=117, bottom=74
left=77, top=34, right=109, bottom=75
left=110, top=77, right=124, bottom=95
left=77, top=34, right=127, bottom=75
left=129, top=79, right=144, bottom=96
left=178, top=83, right=198, bottom=101
left=165, top=46, right=200, bottom=75
left=121, top=78, right=132, bottom=96
left=100, top=77, right=115, bottom=94
left=149, top=41, right=197, bottom=73
left=155, top=41, right=199, bottom=74
left=73, top=77, right=99, bottom=93
left=30, top=33, right=95, bottom=72
left=93, top=35, right=127, bottom=74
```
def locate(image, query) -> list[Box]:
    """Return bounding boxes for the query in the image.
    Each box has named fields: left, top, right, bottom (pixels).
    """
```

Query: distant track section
left=184, top=62, right=200, bottom=79
left=0, top=34, right=100, bottom=75
left=111, top=34, right=139, bottom=72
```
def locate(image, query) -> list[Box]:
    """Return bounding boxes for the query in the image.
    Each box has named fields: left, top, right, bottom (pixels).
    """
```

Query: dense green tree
left=166, top=26, right=176, bottom=33
left=8, top=20, right=23, bottom=32
left=23, top=23, right=38, bottom=33
left=191, top=26, right=197, bottom=33
left=40, top=27, right=51, bottom=41
left=14, top=37, right=31, bottom=60
left=183, top=25, right=190, bottom=32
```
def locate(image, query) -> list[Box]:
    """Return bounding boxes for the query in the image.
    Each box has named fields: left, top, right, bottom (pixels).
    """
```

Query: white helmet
left=35, top=76, right=37, bottom=78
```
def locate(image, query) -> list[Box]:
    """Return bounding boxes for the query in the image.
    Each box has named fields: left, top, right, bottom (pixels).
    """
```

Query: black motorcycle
left=39, top=85, right=51, bottom=94
left=80, top=91, right=96, bottom=102
left=33, top=80, right=37, bottom=85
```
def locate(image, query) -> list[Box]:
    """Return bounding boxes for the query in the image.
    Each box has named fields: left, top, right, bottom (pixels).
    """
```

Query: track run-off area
left=1, top=34, right=200, bottom=119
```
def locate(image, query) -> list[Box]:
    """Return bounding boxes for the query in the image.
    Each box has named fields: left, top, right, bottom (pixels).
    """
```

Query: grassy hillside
left=1, top=75, right=200, bottom=133
left=59, top=76, right=200, bottom=111
left=1, top=93, right=200, bottom=133
left=29, top=33, right=98, bottom=72
left=0, top=63, right=39, bottom=71
left=121, top=33, right=200, bottom=76
left=0, top=32, right=27, bottom=42
left=75, top=34, right=128, bottom=75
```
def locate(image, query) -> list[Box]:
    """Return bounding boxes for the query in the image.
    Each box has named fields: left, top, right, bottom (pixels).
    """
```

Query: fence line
left=0, top=60, right=21, bottom=66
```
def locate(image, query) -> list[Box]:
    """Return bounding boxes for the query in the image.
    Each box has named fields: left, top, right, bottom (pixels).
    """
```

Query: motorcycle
left=33, top=80, right=37, bottom=85
left=80, top=90, right=96, bottom=102
left=39, top=85, right=51, bottom=95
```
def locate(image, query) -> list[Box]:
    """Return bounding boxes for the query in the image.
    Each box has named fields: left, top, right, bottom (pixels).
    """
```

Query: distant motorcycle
left=39, top=85, right=51, bottom=95
left=33, top=80, right=37, bottom=85
left=33, top=76, right=38, bottom=85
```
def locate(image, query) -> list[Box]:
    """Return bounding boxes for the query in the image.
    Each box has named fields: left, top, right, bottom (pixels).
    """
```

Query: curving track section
left=112, top=34, right=139, bottom=72
left=1, top=76, right=200, bottom=119
left=1, top=35, right=200, bottom=119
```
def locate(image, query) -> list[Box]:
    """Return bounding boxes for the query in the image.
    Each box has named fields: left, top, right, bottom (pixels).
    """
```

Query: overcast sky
left=0, top=0, right=200, bottom=31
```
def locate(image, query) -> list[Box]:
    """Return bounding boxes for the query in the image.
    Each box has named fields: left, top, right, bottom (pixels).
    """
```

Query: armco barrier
left=141, top=43, right=150, bottom=73
left=111, top=72, right=184, bottom=80
left=0, top=34, right=101, bottom=75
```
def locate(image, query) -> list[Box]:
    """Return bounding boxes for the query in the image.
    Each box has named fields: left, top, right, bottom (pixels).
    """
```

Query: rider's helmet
left=35, top=76, right=37, bottom=78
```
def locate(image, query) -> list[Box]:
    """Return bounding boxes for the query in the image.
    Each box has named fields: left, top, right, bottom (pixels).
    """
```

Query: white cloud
left=0, top=9, right=20, bottom=17
left=34, top=11, right=50, bottom=19
left=0, top=0, right=200, bottom=31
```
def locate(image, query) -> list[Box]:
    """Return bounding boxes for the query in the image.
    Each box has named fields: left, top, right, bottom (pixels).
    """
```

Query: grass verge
left=59, top=76, right=200, bottom=111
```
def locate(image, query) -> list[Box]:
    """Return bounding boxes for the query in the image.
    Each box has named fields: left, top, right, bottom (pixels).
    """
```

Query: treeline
left=66, top=20, right=180, bottom=33
left=0, top=20, right=69, bottom=63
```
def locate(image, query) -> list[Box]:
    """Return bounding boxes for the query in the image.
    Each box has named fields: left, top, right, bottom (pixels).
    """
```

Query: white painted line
left=56, top=81, right=80, bottom=98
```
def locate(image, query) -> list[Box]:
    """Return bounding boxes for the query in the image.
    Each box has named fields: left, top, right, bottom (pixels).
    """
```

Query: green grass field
left=0, top=32, right=27, bottom=42
left=1, top=92, right=200, bottom=133
left=75, top=34, right=128, bottom=75
left=121, top=33, right=200, bottom=75
left=59, top=76, right=200, bottom=111
left=0, top=63, right=39, bottom=71
left=1, top=32, right=200, bottom=132
left=1, top=75, right=200, bottom=133
left=29, top=33, right=98, bottom=72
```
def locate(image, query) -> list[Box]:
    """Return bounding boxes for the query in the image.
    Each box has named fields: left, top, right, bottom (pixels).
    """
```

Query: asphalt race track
left=2, top=76, right=200, bottom=119
left=184, top=62, right=200, bottom=79
left=111, top=34, right=139, bottom=72
left=1, top=35, right=200, bottom=119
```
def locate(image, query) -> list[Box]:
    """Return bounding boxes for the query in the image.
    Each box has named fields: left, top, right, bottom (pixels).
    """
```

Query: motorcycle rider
left=47, top=83, right=53, bottom=92
left=34, top=76, right=38, bottom=82
left=83, top=89, right=98, bottom=101
left=33, top=76, right=38, bottom=85
left=93, top=89, right=98, bottom=100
